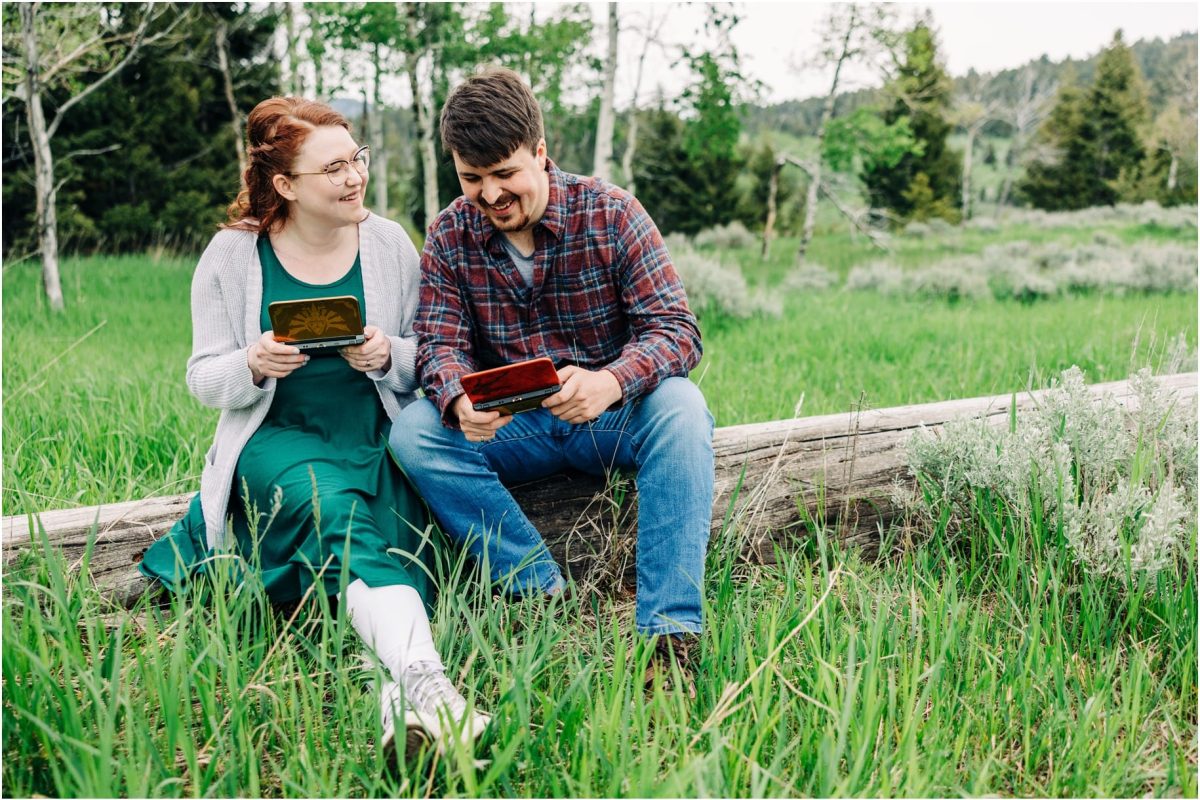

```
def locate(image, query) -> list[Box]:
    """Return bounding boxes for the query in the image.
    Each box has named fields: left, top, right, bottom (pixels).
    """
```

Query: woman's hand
left=340, top=325, right=391, bottom=373
left=248, top=331, right=308, bottom=384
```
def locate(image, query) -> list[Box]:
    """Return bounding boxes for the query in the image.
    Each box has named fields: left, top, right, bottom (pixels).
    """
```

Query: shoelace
left=403, top=661, right=469, bottom=720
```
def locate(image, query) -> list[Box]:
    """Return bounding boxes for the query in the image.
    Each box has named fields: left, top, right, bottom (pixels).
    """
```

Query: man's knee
left=641, top=377, right=714, bottom=438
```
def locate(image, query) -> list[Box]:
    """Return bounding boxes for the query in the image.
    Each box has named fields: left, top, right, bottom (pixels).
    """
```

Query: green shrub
left=907, top=366, right=1197, bottom=583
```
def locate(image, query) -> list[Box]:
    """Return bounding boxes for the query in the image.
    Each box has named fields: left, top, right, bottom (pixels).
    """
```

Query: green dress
left=140, top=237, right=435, bottom=607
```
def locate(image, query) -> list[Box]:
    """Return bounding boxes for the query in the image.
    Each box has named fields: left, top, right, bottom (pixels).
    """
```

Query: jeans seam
left=478, top=429, right=561, bottom=448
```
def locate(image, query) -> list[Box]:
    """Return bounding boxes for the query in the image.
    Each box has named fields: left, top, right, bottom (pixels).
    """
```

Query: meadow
left=2, top=207, right=1197, bottom=797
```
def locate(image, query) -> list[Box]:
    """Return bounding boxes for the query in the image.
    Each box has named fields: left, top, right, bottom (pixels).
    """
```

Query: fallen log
left=5, top=373, right=1196, bottom=606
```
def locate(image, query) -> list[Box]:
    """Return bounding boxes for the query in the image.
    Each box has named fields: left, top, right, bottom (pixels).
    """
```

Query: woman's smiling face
left=280, top=125, right=369, bottom=226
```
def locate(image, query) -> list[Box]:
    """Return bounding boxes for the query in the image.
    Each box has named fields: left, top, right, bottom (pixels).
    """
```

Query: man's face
left=453, top=140, right=549, bottom=233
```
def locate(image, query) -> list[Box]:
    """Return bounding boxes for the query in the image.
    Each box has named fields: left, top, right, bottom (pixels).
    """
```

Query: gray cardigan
left=187, top=213, right=421, bottom=549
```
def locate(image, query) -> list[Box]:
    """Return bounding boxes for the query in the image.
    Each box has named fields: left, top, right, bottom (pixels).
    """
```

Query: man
left=390, top=67, right=714, bottom=693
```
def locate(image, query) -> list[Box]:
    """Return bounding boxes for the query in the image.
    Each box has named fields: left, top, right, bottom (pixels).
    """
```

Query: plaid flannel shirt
left=415, top=159, right=702, bottom=426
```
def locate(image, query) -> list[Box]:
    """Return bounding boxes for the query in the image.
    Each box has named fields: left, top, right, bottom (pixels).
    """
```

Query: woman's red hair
left=224, top=97, right=351, bottom=233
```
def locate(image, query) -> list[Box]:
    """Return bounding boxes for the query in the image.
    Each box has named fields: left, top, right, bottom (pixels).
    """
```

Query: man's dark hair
left=440, top=67, right=544, bottom=166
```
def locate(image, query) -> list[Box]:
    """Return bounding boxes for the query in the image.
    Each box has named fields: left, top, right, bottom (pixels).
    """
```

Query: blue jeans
left=390, top=377, right=714, bottom=636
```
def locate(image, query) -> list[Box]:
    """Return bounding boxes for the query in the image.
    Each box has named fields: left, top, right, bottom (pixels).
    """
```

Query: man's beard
left=480, top=194, right=529, bottom=231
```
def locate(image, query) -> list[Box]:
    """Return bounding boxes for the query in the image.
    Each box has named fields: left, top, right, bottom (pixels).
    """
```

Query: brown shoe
left=643, top=633, right=698, bottom=699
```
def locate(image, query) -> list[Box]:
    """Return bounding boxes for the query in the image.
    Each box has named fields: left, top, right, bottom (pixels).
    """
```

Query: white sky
left=594, top=1, right=1199, bottom=105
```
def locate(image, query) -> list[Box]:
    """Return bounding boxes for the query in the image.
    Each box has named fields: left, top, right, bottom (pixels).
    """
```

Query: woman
left=139, top=97, right=488, bottom=757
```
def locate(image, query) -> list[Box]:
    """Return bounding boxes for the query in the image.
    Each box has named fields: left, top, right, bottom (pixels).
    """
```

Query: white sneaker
left=404, top=666, right=491, bottom=755
left=378, top=680, right=428, bottom=763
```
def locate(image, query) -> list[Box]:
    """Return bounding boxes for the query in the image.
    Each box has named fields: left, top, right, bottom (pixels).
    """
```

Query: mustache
left=480, top=193, right=518, bottom=209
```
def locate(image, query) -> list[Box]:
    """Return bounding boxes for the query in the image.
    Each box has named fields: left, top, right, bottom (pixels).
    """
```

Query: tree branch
left=40, top=30, right=113, bottom=84
left=45, top=6, right=184, bottom=140
left=59, top=143, right=121, bottom=164
left=780, top=154, right=890, bottom=251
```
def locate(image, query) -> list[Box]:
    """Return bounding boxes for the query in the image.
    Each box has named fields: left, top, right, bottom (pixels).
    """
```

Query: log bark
left=5, top=373, right=1195, bottom=607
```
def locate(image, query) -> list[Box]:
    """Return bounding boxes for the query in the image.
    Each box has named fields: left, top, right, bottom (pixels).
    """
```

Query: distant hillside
left=742, top=31, right=1197, bottom=137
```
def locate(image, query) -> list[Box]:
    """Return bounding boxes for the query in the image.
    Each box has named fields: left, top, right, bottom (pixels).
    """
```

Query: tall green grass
left=3, top=219, right=1197, bottom=797
left=4, top=493, right=1195, bottom=796
left=3, top=254, right=203, bottom=515
left=697, top=291, right=1196, bottom=425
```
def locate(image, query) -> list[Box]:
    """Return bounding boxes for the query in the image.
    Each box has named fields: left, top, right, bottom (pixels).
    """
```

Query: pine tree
left=1021, top=31, right=1150, bottom=209
left=862, top=18, right=961, bottom=223
left=1019, top=81, right=1091, bottom=209
left=1085, top=30, right=1150, bottom=201
left=678, top=6, right=751, bottom=231
left=632, top=106, right=706, bottom=236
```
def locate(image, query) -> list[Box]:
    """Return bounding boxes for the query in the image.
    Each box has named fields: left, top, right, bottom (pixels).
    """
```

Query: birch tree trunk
left=405, top=7, right=439, bottom=228
left=215, top=19, right=246, bottom=181
left=796, top=6, right=858, bottom=263
left=998, top=138, right=1018, bottom=208
left=418, top=90, right=439, bottom=227
left=592, top=3, right=618, bottom=181
left=370, top=44, right=387, bottom=215
left=620, top=7, right=667, bottom=193
left=961, top=126, right=976, bottom=220
left=1167, top=151, right=1178, bottom=191
left=761, top=158, right=782, bottom=259
left=312, top=44, right=325, bottom=98
left=621, top=113, right=640, bottom=194
left=284, top=2, right=302, bottom=95
left=11, top=3, right=175, bottom=311
left=20, top=4, right=64, bottom=311
left=999, top=69, right=1055, bottom=208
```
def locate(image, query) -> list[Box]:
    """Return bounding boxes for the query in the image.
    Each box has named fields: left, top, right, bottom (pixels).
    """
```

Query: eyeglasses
left=289, top=146, right=370, bottom=187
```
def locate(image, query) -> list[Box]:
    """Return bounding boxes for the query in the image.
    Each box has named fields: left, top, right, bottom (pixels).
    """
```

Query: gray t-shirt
left=500, top=236, right=536, bottom=287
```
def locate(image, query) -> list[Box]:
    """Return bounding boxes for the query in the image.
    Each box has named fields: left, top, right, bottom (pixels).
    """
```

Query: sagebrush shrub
left=997, top=202, right=1197, bottom=231
left=662, top=232, right=692, bottom=255
left=902, top=262, right=991, bottom=301
left=672, top=244, right=781, bottom=318
left=846, top=261, right=903, bottom=293
left=694, top=220, right=758, bottom=250
left=782, top=263, right=837, bottom=292
left=966, top=216, right=1000, bottom=233
left=906, top=366, right=1197, bottom=582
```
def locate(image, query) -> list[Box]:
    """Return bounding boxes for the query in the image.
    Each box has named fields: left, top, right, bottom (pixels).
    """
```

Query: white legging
left=342, top=578, right=443, bottom=681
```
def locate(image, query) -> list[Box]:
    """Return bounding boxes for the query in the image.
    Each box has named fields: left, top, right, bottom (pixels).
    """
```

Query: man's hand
left=452, top=392, right=514, bottom=442
left=542, top=366, right=623, bottom=424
